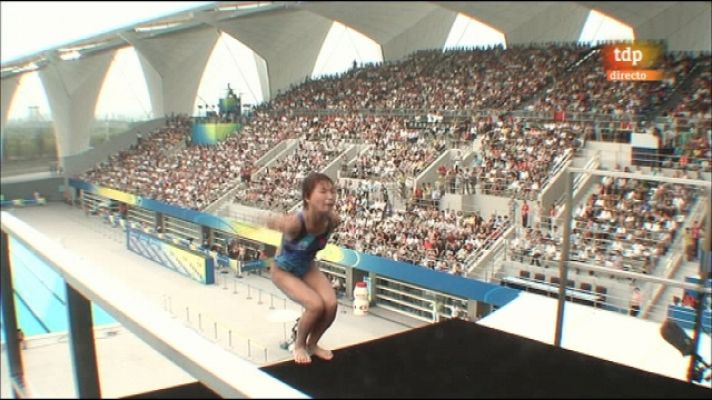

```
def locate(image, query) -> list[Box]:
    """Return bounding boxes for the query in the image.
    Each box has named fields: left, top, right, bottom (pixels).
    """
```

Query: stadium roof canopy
left=1, top=1, right=710, bottom=159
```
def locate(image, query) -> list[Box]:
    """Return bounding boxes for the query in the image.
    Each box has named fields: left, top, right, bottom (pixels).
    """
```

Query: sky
left=1, top=1, right=215, bottom=63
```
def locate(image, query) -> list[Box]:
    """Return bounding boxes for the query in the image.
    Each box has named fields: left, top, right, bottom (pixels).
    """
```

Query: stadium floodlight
left=134, top=22, right=183, bottom=33
left=59, top=51, right=81, bottom=61
left=217, top=2, right=272, bottom=12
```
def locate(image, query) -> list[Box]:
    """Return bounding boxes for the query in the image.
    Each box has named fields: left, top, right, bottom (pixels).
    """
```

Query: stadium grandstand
left=1, top=1, right=711, bottom=398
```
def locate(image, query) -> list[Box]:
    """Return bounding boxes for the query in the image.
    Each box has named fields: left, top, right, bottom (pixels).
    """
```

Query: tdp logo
left=614, top=47, right=643, bottom=66
left=601, top=41, right=665, bottom=81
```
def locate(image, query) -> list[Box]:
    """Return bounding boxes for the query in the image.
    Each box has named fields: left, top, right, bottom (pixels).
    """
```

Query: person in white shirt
left=545, top=242, right=557, bottom=261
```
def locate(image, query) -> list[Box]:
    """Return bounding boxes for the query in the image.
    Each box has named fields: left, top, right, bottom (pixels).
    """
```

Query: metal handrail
left=0, top=211, right=307, bottom=399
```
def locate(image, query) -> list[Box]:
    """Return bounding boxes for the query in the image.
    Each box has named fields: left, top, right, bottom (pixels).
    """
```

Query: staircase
left=383, top=181, right=406, bottom=212
left=644, top=199, right=708, bottom=323
left=649, top=258, right=701, bottom=322
left=202, top=139, right=300, bottom=214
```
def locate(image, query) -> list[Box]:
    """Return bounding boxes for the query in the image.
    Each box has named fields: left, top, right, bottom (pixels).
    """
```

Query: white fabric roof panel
left=122, top=26, right=220, bottom=116
left=437, top=1, right=559, bottom=34
left=506, top=2, right=590, bottom=45
left=38, top=51, right=114, bottom=158
left=134, top=48, right=165, bottom=119
left=380, top=6, right=457, bottom=62
left=578, top=1, right=679, bottom=27
left=2, top=1, right=710, bottom=167
left=301, top=1, right=457, bottom=61
left=438, top=1, right=590, bottom=45
left=215, top=9, right=333, bottom=99
left=253, top=52, right=270, bottom=103
left=302, top=1, right=437, bottom=43
left=635, top=2, right=712, bottom=52
left=578, top=1, right=712, bottom=51
left=1, top=75, right=21, bottom=131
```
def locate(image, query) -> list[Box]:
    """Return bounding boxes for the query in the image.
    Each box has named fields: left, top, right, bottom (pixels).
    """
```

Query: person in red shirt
left=414, top=185, right=424, bottom=203
left=423, top=234, right=434, bottom=251
left=437, top=164, right=447, bottom=177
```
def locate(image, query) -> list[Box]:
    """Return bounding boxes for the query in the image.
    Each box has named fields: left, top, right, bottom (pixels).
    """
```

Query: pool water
left=1, top=236, right=117, bottom=340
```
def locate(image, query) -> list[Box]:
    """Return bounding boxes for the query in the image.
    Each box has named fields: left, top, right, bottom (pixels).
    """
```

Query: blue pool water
left=1, top=236, right=117, bottom=340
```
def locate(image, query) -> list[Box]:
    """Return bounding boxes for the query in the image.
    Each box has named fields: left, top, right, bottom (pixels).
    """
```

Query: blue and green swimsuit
left=273, top=212, right=332, bottom=278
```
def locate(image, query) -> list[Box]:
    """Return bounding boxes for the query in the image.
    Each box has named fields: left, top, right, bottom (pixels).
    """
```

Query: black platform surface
left=262, top=318, right=710, bottom=398
left=122, top=382, right=219, bottom=399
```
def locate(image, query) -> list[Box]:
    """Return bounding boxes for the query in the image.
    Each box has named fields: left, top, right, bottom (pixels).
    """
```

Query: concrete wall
left=581, top=141, right=632, bottom=170
left=62, top=118, right=166, bottom=176
left=414, top=149, right=456, bottom=191
left=323, top=144, right=361, bottom=182
left=443, top=192, right=510, bottom=219
left=538, top=159, right=571, bottom=214
left=258, top=139, right=300, bottom=172
left=1, top=177, right=66, bottom=202
left=254, top=139, right=291, bottom=167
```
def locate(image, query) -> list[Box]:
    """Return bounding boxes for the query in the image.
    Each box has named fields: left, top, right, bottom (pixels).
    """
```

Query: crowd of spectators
left=665, top=55, right=711, bottom=119
left=509, top=166, right=699, bottom=279
left=657, top=55, right=712, bottom=171
left=441, top=119, right=585, bottom=200
left=569, top=171, right=696, bottom=273
left=333, top=182, right=510, bottom=276
left=529, top=50, right=698, bottom=117
left=509, top=224, right=562, bottom=268
left=81, top=112, right=289, bottom=210
left=266, top=43, right=585, bottom=113
left=406, top=117, right=589, bottom=204
left=233, top=139, right=347, bottom=211
left=78, top=43, right=709, bottom=281
left=82, top=45, right=706, bottom=213
left=81, top=110, right=459, bottom=211
left=230, top=111, right=471, bottom=212
left=80, top=115, right=192, bottom=204
left=345, top=121, right=449, bottom=181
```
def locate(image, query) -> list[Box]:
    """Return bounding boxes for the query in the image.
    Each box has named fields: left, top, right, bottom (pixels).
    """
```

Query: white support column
left=1, top=75, right=22, bottom=131
left=38, top=51, right=114, bottom=159
left=215, top=10, right=332, bottom=99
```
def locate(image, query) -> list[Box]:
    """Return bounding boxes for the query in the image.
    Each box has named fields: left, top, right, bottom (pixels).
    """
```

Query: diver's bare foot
left=293, top=347, right=311, bottom=364
left=308, top=345, right=333, bottom=361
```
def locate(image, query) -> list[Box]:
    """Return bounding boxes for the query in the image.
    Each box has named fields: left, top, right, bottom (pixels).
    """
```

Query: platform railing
left=0, top=211, right=308, bottom=399
left=554, top=168, right=711, bottom=383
